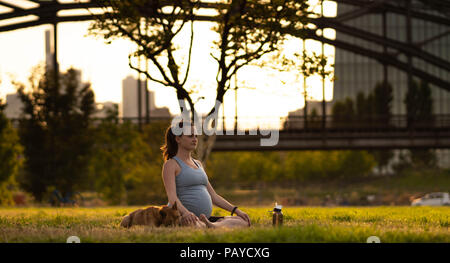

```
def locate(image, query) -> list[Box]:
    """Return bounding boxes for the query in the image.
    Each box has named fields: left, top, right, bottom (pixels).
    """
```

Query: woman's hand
left=235, top=209, right=251, bottom=226
left=181, top=211, right=199, bottom=226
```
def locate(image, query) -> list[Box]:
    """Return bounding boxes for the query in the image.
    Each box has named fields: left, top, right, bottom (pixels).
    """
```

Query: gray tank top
left=170, top=156, right=213, bottom=218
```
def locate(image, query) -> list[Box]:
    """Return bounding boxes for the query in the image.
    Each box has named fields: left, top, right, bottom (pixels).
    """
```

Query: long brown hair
left=160, top=121, right=190, bottom=161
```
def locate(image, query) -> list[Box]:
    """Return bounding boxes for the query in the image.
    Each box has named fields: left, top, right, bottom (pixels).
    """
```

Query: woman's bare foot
left=199, top=214, right=216, bottom=228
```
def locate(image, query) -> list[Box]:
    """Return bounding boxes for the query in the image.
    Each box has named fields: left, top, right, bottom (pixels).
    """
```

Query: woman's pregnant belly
left=177, top=185, right=213, bottom=218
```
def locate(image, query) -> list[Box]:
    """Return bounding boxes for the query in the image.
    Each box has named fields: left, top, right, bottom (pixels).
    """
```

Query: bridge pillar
left=137, top=55, right=142, bottom=131
left=321, top=0, right=326, bottom=131
left=382, top=10, right=388, bottom=86
left=52, top=21, right=58, bottom=89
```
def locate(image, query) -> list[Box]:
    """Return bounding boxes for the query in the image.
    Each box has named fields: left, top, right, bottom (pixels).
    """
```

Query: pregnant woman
left=161, top=121, right=251, bottom=228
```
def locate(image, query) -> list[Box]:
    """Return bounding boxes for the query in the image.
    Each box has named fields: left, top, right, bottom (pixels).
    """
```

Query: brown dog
left=120, top=202, right=181, bottom=228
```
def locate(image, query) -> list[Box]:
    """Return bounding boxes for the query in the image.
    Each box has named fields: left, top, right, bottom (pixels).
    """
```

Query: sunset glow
left=0, top=0, right=337, bottom=129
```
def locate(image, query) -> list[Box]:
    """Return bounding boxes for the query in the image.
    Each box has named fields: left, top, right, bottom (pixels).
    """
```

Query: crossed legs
left=181, top=214, right=249, bottom=229
left=199, top=214, right=249, bottom=228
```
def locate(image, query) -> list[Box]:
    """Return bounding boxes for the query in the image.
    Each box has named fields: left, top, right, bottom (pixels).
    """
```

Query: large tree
left=89, top=0, right=314, bottom=163
left=15, top=66, right=95, bottom=202
left=331, top=96, right=354, bottom=129
left=333, top=82, right=394, bottom=174
left=371, top=81, right=394, bottom=174
left=87, top=107, right=168, bottom=205
left=0, top=99, right=23, bottom=182
left=404, top=79, right=435, bottom=167
left=373, top=81, right=393, bottom=124
left=405, top=79, right=433, bottom=129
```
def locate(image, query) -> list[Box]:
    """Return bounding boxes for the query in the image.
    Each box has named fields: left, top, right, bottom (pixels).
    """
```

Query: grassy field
left=0, top=206, right=448, bottom=243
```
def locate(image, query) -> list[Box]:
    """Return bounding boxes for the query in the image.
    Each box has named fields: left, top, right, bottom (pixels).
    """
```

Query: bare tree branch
left=128, top=54, right=169, bottom=87
left=181, top=20, right=195, bottom=86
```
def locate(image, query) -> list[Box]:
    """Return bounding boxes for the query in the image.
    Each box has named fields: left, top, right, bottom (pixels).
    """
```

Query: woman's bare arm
left=161, top=159, right=190, bottom=215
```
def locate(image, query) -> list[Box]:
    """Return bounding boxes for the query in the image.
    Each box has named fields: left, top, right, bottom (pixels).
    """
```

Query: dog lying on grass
left=120, top=202, right=181, bottom=228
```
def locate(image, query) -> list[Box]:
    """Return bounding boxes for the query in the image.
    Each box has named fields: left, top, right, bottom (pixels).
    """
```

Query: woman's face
left=175, top=126, right=198, bottom=151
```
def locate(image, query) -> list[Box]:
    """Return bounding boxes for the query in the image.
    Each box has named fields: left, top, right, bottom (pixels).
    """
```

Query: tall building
left=121, top=75, right=171, bottom=121
left=3, top=93, right=22, bottom=119
left=284, top=101, right=333, bottom=130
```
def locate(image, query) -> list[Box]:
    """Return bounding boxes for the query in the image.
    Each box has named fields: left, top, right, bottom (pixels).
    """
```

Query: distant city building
left=150, top=107, right=171, bottom=118
left=284, top=101, right=333, bottom=130
left=287, top=101, right=333, bottom=117
left=3, top=93, right=22, bottom=119
left=93, top=101, right=119, bottom=119
left=121, top=75, right=171, bottom=121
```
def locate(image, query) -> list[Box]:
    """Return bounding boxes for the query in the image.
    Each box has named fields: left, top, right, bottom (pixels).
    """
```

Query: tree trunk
left=177, top=92, right=223, bottom=166
left=195, top=133, right=217, bottom=165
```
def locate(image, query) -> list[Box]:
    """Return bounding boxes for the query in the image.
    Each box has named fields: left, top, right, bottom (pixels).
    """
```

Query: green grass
left=0, top=206, right=448, bottom=243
